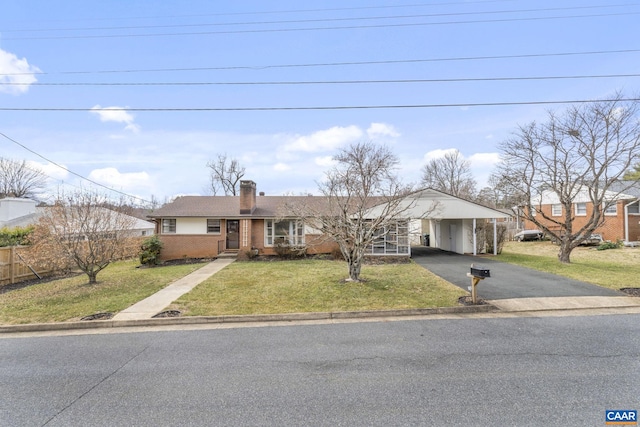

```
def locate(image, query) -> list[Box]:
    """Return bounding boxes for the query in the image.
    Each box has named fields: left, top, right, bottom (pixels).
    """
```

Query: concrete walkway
left=112, top=258, right=236, bottom=321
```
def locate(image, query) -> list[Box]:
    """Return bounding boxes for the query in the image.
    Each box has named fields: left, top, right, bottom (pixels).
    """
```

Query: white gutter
left=624, top=198, right=640, bottom=243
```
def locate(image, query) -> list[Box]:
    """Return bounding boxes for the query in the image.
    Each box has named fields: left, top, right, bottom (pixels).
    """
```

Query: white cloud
left=87, top=167, right=151, bottom=191
left=366, top=122, right=400, bottom=139
left=0, top=48, right=41, bottom=95
left=314, top=156, right=335, bottom=167
left=283, top=125, right=363, bottom=152
left=273, top=162, right=291, bottom=172
left=27, top=161, right=69, bottom=181
left=90, top=105, right=140, bottom=133
left=423, top=148, right=458, bottom=162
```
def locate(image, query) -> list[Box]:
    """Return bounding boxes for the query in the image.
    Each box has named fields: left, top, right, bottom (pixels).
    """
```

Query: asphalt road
left=411, top=247, right=622, bottom=299
left=2, top=315, right=639, bottom=426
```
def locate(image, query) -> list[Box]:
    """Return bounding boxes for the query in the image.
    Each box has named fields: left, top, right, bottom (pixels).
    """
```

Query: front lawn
left=498, top=241, right=640, bottom=290
left=0, top=260, right=205, bottom=325
left=169, top=259, right=467, bottom=316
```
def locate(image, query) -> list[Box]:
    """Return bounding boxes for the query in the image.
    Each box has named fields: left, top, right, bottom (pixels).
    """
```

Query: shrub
left=0, top=226, right=33, bottom=247
left=139, top=235, right=163, bottom=265
left=274, top=241, right=306, bottom=259
left=597, top=240, right=622, bottom=251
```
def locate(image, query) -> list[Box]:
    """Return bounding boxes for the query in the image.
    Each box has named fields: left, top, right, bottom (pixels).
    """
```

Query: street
left=1, top=314, right=639, bottom=426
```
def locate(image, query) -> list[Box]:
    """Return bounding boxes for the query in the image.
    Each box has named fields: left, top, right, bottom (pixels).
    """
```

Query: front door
left=226, top=220, right=240, bottom=250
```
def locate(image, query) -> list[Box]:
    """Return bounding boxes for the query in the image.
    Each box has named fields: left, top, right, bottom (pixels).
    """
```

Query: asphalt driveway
left=411, top=247, right=623, bottom=300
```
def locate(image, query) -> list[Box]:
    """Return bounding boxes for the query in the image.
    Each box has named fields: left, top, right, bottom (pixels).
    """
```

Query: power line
left=5, top=11, right=638, bottom=40
left=6, top=73, right=640, bottom=86
left=0, top=132, right=153, bottom=204
left=3, top=4, right=630, bottom=34
left=3, top=98, right=640, bottom=112
left=3, top=48, right=639, bottom=77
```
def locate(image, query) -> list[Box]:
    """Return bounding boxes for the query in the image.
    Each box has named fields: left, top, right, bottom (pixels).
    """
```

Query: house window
left=207, top=219, right=221, bottom=234
left=604, top=204, right=617, bottom=216
left=162, top=219, right=176, bottom=233
left=628, top=201, right=640, bottom=214
left=366, top=220, right=410, bottom=255
left=575, top=203, right=587, bottom=216
left=551, top=204, right=562, bottom=217
left=265, top=219, right=304, bottom=246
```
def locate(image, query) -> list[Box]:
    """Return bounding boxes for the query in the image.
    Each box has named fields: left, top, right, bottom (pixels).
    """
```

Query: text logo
left=606, top=410, right=637, bottom=425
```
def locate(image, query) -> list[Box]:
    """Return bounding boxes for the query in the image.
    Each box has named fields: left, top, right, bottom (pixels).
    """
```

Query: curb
left=0, top=304, right=497, bottom=334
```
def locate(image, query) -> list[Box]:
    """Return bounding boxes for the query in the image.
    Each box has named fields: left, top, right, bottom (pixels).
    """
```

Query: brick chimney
left=239, top=180, right=257, bottom=214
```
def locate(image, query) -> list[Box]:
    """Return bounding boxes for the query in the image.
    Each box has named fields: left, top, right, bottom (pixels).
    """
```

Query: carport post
left=493, top=219, right=497, bottom=255
left=472, top=218, right=477, bottom=256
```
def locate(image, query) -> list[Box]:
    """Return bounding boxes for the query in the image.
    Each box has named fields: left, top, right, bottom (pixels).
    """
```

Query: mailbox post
left=467, top=264, right=490, bottom=304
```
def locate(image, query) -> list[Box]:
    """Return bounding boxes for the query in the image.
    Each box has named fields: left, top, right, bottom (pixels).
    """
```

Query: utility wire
left=6, top=73, right=640, bottom=86
left=3, top=98, right=640, bottom=112
left=5, top=11, right=638, bottom=40
left=2, top=48, right=639, bottom=76
left=0, top=132, right=153, bottom=204
left=3, top=4, right=631, bottom=33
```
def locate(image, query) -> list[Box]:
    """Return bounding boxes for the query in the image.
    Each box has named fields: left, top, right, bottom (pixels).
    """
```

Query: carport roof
left=367, top=188, right=511, bottom=220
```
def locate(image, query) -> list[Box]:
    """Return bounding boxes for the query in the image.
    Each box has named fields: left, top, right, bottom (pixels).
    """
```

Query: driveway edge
left=0, top=305, right=496, bottom=333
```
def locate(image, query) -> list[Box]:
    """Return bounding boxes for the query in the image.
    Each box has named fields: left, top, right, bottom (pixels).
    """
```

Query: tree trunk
left=557, top=240, right=572, bottom=264
left=87, top=270, right=98, bottom=284
left=348, top=257, right=362, bottom=282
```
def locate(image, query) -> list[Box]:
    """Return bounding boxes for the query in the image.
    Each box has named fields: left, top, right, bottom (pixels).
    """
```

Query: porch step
left=217, top=250, right=239, bottom=259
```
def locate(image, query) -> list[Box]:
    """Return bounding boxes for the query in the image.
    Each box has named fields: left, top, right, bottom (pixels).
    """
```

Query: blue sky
left=0, top=0, right=638, bottom=204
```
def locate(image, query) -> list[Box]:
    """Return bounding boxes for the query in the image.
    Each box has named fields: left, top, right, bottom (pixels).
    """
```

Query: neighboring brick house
left=523, top=183, right=640, bottom=243
left=149, top=181, right=511, bottom=261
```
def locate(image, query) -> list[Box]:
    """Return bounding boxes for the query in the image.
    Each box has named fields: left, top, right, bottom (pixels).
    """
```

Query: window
left=604, top=203, right=617, bottom=215
left=366, top=220, right=410, bottom=255
left=575, top=203, right=587, bottom=216
left=551, top=204, right=562, bottom=217
left=207, top=219, right=221, bottom=234
left=265, top=220, right=304, bottom=246
left=629, top=201, right=640, bottom=214
left=162, top=218, right=176, bottom=233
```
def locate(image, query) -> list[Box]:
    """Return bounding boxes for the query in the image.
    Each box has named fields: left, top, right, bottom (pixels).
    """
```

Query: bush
left=139, top=235, right=163, bottom=265
left=597, top=240, right=622, bottom=251
left=0, top=226, right=33, bottom=247
left=274, top=241, right=306, bottom=259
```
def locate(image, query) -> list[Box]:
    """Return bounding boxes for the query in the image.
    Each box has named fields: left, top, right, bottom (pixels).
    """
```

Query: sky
left=0, top=0, right=639, bottom=205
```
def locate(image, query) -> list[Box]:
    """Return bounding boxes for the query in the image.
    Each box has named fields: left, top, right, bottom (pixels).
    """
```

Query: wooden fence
left=0, top=246, right=50, bottom=286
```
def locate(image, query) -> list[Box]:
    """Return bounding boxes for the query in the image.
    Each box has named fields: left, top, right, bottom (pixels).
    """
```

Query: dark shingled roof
left=148, top=195, right=330, bottom=218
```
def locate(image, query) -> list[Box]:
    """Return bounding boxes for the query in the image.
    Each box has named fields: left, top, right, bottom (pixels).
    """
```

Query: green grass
left=170, top=259, right=467, bottom=316
left=0, top=260, right=205, bottom=325
left=498, top=241, right=640, bottom=290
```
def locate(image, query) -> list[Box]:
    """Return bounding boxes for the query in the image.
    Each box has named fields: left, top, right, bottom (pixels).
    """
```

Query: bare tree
left=0, top=158, right=48, bottom=199
left=29, top=190, right=140, bottom=283
left=494, top=94, right=640, bottom=263
left=290, top=142, right=423, bottom=282
left=421, top=149, right=476, bottom=199
left=206, top=154, right=245, bottom=195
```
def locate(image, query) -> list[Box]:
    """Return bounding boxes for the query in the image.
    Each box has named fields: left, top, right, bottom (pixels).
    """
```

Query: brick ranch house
left=522, top=184, right=640, bottom=243
left=148, top=180, right=511, bottom=261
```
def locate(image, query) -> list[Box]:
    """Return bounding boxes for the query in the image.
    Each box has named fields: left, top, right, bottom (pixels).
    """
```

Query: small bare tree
left=0, top=158, right=48, bottom=199
left=206, top=154, right=246, bottom=195
left=30, top=190, right=140, bottom=283
left=290, top=142, right=426, bottom=282
left=421, top=149, right=476, bottom=200
left=494, top=94, right=640, bottom=263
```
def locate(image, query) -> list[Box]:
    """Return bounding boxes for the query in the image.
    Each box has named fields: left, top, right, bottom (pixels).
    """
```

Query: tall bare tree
left=494, top=94, right=640, bottom=263
left=206, top=154, right=245, bottom=195
left=290, top=142, right=423, bottom=282
left=0, top=158, right=48, bottom=199
left=421, top=149, right=476, bottom=199
left=28, top=190, right=140, bottom=283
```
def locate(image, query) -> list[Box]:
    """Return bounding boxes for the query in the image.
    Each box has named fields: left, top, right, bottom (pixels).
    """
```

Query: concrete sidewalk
left=488, top=296, right=640, bottom=312
left=112, top=258, right=236, bottom=321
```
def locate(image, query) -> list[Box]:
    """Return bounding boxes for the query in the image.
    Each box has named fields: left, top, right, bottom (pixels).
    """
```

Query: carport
left=404, top=189, right=511, bottom=255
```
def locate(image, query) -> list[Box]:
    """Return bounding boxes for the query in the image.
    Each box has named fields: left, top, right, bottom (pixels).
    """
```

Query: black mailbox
left=470, top=265, right=490, bottom=278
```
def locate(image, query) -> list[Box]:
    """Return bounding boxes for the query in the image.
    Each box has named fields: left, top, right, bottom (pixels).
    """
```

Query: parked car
left=514, top=229, right=544, bottom=241
left=576, top=233, right=603, bottom=246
